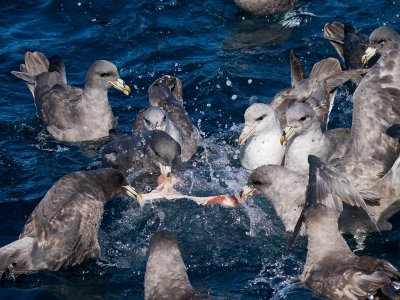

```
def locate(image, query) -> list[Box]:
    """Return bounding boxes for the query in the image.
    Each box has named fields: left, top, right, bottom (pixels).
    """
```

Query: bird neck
left=145, top=247, right=194, bottom=300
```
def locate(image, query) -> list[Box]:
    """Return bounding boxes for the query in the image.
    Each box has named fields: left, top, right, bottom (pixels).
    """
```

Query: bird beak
left=154, top=124, right=166, bottom=131
left=158, top=163, right=172, bottom=177
left=239, top=185, right=255, bottom=201
left=280, top=126, right=296, bottom=145
left=122, top=185, right=142, bottom=202
left=109, top=78, right=131, bottom=95
left=361, top=47, right=378, bottom=65
left=238, top=125, right=255, bottom=145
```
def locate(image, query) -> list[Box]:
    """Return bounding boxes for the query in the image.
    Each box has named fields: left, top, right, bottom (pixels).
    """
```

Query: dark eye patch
left=252, top=180, right=262, bottom=185
left=145, top=119, right=150, bottom=124
left=100, top=72, right=110, bottom=77
left=163, top=115, right=167, bottom=121
left=256, top=114, right=267, bottom=121
left=299, top=116, right=307, bottom=122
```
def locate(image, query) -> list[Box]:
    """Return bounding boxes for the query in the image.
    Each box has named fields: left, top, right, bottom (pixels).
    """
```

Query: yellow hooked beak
left=159, top=163, right=172, bottom=177
left=109, top=78, right=131, bottom=95
left=122, top=185, right=142, bottom=202
left=361, top=47, right=378, bottom=65
left=154, top=124, right=166, bottom=131
left=280, top=126, right=296, bottom=145
left=239, top=185, right=255, bottom=201
left=238, top=125, right=255, bottom=145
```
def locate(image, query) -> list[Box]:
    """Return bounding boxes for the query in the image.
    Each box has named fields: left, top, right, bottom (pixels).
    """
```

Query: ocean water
left=0, top=0, right=399, bottom=299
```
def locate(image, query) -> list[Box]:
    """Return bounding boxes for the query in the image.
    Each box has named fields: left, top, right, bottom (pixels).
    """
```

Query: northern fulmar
left=239, top=50, right=352, bottom=171
left=289, top=156, right=400, bottom=300
left=134, top=75, right=199, bottom=162
left=102, top=130, right=181, bottom=179
left=0, top=168, right=139, bottom=276
left=144, top=230, right=199, bottom=300
left=11, top=51, right=131, bottom=142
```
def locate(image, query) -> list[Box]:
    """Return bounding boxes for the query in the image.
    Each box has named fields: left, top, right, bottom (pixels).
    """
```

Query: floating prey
left=137, top=174, right=239, bottom=208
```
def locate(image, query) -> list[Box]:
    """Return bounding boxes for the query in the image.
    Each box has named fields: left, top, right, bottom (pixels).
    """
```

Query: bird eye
left=154, top=150, right=160, bottom=157
left=100, top=72, right=110, bottom=77
left=145, top=119, right=150, bottom=124
left=256, top=115, right=266, bottom=121
left=163, top=115, right=166, bottom=121
left=299, top=116, right=307, bottom=122
left=252, top=180, right=262, bottom=185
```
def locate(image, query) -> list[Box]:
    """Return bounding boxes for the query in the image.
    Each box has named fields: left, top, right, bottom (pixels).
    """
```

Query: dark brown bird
left=0, top=168, right=139, bottom=276
left=289, top=156, right=400, bottom=300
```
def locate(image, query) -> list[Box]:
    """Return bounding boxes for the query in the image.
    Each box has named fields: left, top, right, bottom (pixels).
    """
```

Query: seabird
left=133, top=107, right=183, bottom=156
left=323, top=22, right=369, bottom=70
left=271, top=51, right=348, bottom=130
left=239, top=51, right=354, bottom=171
left=134, top=75, right=199, bottom=162
left=233, top=0, right=296, bottom=16
left=239, top=103, right=285, bottom=171
left=11, top=51, right=131, bottom=142
left=144, top=230, right=198, bottom=300
left=102, top=130, right=181, bottom=178
left=0, top=168, right=139, bottom=276
left=281, top=102, right=350, bottom=175
left=288, top=155, right=400, bottom=300
left=361, top=27, right=400, bottom=64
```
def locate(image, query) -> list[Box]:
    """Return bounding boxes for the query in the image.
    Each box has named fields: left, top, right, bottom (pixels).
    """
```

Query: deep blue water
left=0, top=0, right=400, bottom=299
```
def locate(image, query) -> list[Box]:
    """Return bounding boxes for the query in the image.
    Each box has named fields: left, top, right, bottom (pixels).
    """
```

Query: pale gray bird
left=11, top=51, right=131, bottom=142
left=144, top=230, right=199, bottom=300
left=323, top=22, right=369, bottom=70
left=133, top=107, right=183, bottom=155
left=0, top=169, right=139, bottom=276
left=134, top=75, right=199, bottom=162
left=239, top=103, right=285, bottom=171
left=233, top=0, right=296, bottom=15
left=288, top=156, right=400, bottom=300
left=102, top=130, right=181, bottom=178
left=281, top=102, right=350, bottom=175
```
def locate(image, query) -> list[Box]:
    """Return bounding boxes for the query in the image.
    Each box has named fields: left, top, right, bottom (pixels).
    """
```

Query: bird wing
left=333, top=43, right=400, bottom=188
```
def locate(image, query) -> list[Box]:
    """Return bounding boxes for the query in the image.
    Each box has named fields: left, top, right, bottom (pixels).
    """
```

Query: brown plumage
left=233, top=0, right=296, bottom=15
left=0, top=169, right=137, bottom=276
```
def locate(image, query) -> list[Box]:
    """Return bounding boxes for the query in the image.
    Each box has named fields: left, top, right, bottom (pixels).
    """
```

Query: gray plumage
left=239, top=103, right=285, bottom=171
left=102, top=130, right=181, bottom=177
left=271, top=54, right=342, bottom=130
left=244, top=164, right=377, bottom=234
left=11, top=51, right=130, bottom=142
left=283, top=102, right=350, bottom=175
left=233, top=0, right=296, bottom=15
left=144, top=230, right=196, bottom=300
left=0, top=168, right=134, bottom=276
left=324, top=22, right=369, bottom=70
left=134, top=75, right=199, bottom=162
left=291, top=156, right=400, bottom=300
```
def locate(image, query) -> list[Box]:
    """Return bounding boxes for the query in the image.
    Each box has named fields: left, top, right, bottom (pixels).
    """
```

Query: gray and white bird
left=233, top=0, right=296, bottom=15
left=281, top=102, right=350, bottom=175
left=0, top=168, right=139, bottom=276
left=134, top=75, right=199, bottom=162
left=239, top=51, right=353, bottom=171
left=133, top=107, right=183, bottom=152
left=102, top=130, right=181, bottom=179
left=288, top=156, right=400, bottom=300
left=144, top=230, right=198, bottom=300
left=11, top=51, right=131, bottom=142
left=239, top=103, right=285, bottom=171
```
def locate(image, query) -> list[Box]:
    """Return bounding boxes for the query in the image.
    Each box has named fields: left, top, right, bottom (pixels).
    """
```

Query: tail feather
left=49, top=55, right=67, bottom=84
left=309, top=57, right=342, bottom=81
left=12, top=51, right=50, bottom=98
left=0, top=237, right=42, bottom=277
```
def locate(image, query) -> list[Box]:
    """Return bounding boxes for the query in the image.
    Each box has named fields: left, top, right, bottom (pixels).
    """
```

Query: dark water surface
left=0, top=0, right=399, bottom=299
